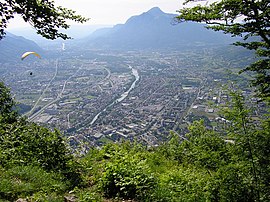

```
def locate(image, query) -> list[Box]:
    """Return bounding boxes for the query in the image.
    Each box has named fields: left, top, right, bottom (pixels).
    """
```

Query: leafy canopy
left=176, top=0, right=270, bottom=100
left=0, top=0, right=88, bottom=40
left=0, top=81, right=18, bottom=124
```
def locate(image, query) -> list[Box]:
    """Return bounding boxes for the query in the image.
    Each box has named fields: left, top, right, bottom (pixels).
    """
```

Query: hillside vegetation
left=1, top=81, right=270, bottom=201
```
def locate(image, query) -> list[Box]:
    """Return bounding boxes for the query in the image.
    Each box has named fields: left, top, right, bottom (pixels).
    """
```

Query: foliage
left=0, top=165, right=66, bottom=201
left=159, top=122, right=231, bottom=170
left=215, top=163, right=256, bottom=202
left=1, top=81, right=270, bottom=201
left=80, top=122, right=268, bottom=201
left=151, top=90, right=270, bottom=201
left=76, top=96, right=270, bottom=201
left=0, top=121, right=83, bottom=188
left=0, top=81, right=83, bottom=201
left=28, top=192, right=63, bottom=202
left=99, top=143, right=156, bottom=200
left=0, top=81, right=18, bottom=124
left=0, top=0, right=88, bottom=40
left=73, top=188, right=103, bottom=202
left=176, top=0, right=270, bottom=100
left=220, top=90, right=270, bottom=201
left=1, top=121, right=68, bottom=170
left=152, top=166, right=214, bottom=201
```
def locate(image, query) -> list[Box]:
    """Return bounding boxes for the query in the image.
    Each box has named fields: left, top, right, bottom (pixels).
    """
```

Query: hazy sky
left=8, top=0, right=185, bottom=29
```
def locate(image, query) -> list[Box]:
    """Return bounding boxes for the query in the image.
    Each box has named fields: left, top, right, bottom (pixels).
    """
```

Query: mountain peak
left=84, top=7, right=235, bottom=50
left=146, top=7, right=164, bottom=16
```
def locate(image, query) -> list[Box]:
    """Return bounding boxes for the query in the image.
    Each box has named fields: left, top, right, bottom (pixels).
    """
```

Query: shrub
left=0, top=82, right=18, bottom=124
left=215, top=163, right=258, bottom=202
left=0, top=122, right=68, bottom=170
left=0, top=121, right=83, bottom=188
left=100, top=144, right=156, bottom=200
left=151, top=166, right=214, bottom=202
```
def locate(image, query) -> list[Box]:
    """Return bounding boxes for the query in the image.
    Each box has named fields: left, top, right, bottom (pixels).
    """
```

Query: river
left=90, top=65, right=139, bottom=125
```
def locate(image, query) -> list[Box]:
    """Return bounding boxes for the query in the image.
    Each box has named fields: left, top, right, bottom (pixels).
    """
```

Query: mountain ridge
left=80, top=7, right=236, bottom=50
left=0, top=32, right=43, bottom=63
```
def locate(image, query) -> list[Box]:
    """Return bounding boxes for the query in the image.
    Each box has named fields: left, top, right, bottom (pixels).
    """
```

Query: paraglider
left=24, top=70, right=33, bottom=76
left=21, top=51, right=41, bottom=60
left=21, top=52, right=41, bottom=76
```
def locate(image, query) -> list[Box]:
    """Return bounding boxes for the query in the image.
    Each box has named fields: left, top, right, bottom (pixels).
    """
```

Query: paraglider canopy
left=21, top=51, right=41, bottom=60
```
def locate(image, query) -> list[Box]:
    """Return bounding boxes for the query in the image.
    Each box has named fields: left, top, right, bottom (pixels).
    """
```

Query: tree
left=0, top=81, right=18, bottom=123
left=221, top=90, right=270, bottom=201
left=0, top=0, right=88, bottom=40
left=176, top=0, right=270, bottom=100
left=0, top=81, right=83, bottom=191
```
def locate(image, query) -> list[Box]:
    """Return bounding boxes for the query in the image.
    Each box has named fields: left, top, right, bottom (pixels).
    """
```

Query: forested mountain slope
left=0, top=33, right=43, bottom=63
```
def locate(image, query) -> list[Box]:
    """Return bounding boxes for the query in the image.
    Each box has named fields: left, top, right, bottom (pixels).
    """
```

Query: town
left=1, top=47, right=260, bottom=148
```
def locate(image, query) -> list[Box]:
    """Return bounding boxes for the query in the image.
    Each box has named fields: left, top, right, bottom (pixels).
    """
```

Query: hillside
left=0, top=5, right=268, bottom=202
left=0, top=33, right=43, bottom=63
left=81, top=7, right=236, bottom=50
left=1, top=79, right=270, bottom=201
left=8, top=25, right=112, bottom=49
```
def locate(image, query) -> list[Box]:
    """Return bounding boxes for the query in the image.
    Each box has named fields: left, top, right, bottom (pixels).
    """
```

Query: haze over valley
left=1, top=7, right=257, bottom=147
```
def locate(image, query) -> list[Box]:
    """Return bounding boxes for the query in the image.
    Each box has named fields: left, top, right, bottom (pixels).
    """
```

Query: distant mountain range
left=0, top=32, right=43, bottom=63
left=80, top=7, right=236, bottom=50
left=0, top=7, right=241, bottom=61
left=8, top=24, right=112, bottom=48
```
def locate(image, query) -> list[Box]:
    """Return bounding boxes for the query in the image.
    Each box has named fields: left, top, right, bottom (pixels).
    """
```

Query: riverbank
left=90, top=65, right=139, bottom=125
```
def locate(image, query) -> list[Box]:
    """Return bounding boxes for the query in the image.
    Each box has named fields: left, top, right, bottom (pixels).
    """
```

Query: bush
left=151, top=166, right=214, bottom=202
left=0, top=82, right=18, bottom=124
left=215, top=163, right=258, bottom=202
left=99, top=144, right=156, bottom=200
left=0, top=122, right=69, bottom=170
left=0, top=121, right=83, bottom=188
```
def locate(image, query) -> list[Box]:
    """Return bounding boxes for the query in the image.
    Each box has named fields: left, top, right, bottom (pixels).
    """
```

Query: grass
left=0, top=166, right=66, bottom=201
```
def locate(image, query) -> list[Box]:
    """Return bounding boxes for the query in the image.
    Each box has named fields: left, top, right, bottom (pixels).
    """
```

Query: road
left=26, top=59, right=59, bottom=117
left=28, top=61, right=81, bottom=121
